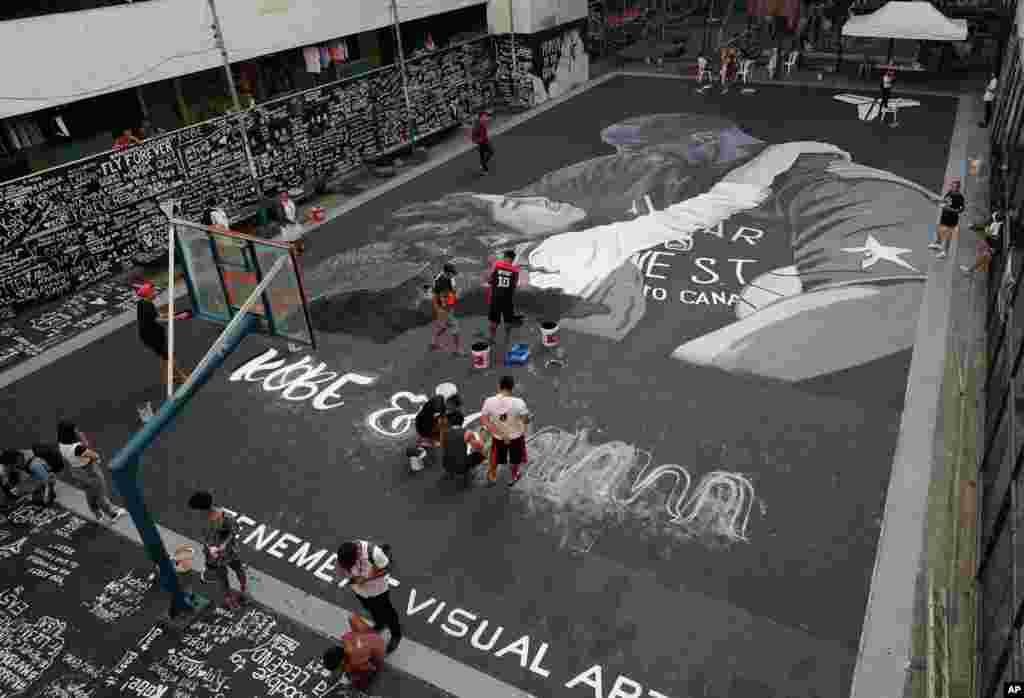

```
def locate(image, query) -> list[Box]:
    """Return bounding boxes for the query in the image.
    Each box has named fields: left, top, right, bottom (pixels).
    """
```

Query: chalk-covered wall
left=0, top=0, right=487, bottom=119
left=494, top=20, right=589, bottom=108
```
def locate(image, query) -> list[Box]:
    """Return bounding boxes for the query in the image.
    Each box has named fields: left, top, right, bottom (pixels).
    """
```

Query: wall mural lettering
left=0, top=38, right=495, bottom=319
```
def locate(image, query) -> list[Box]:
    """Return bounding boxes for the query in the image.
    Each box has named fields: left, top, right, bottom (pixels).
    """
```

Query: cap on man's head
left=443, top=262, right=457, bottom=275
left=188, top=491, right=214, bottom=510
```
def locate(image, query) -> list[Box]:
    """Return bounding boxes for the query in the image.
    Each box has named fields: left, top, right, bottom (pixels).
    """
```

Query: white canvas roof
left=842, top=1, right=967, bottom=41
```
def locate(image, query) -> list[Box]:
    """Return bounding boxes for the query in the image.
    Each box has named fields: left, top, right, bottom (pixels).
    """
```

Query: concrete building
left=0, top=0, right=509, bottom=178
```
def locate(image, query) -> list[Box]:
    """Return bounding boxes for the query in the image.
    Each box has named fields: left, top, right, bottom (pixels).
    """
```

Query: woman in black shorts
left=137, top=283, right=189, bottom=390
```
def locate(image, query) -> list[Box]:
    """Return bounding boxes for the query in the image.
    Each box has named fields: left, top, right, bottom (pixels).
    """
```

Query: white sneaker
left=928, top=242, right=941, bottom=250
left=936, top=250, right=947, bottom=259
left=108, top=507, right=126, bottom=522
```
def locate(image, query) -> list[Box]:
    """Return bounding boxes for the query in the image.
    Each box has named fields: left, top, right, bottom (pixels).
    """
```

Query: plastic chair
left=767, top=49, right=779, bottom=79
left=784, top=50, right=800, bottom=76
left=696, top=56, right=710, bottom=83
left=738, top=59, right=754, bottom=83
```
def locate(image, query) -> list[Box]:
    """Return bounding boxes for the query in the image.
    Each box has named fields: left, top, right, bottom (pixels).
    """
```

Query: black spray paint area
left=0, top=501, right=447, bottom=698
left=0, top=76, right=958, bottom=698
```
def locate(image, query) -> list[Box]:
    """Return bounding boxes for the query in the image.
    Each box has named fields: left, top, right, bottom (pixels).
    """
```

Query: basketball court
left=0, top=75, right=960, bottom=698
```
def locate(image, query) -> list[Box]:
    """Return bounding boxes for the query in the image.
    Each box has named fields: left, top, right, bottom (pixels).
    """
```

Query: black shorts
left=142, top=337, right=168, bottom=360
left=491, top=435, right=526, bottom=466
left=940, top=210, right=960, bottom=228
left=488, top=301, right=518, bottom=325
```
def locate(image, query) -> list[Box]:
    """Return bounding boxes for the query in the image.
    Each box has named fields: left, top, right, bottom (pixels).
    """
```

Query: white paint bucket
left=471, top=342, right=490, bottom=369
left=540, top=321, right=560, bottom=348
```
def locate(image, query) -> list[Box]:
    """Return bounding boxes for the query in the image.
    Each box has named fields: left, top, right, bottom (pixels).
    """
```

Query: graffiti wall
left=0, top=37, right=495, bottom=320
left=493, top=20, right=589, bottom=109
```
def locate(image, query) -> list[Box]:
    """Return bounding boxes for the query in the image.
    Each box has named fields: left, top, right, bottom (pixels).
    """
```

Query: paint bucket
left=471, top=342, right=491, bottom=369
left=407, top=446, right=426, bottom=472
left=540, top=321, right=560, bottom=348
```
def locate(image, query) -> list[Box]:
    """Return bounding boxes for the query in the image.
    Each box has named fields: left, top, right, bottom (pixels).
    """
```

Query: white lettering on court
left=230, top=349, right=376, bottom=410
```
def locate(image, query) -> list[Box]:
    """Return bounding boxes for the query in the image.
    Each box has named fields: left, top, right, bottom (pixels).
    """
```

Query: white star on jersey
left=840, top=234, right=919, bottom=272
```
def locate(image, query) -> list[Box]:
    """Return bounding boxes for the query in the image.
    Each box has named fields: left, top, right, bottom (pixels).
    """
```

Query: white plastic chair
left=738, top=59, right=754, bottom=83
left=696, top=56, right=710, bottom=83
left=784, top=50, right=800, bottom=76
left=767, top=49, right=779, bottom=79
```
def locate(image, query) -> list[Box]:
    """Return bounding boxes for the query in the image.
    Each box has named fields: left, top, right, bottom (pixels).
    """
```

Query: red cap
left=136, top=283, right=156, bottom=299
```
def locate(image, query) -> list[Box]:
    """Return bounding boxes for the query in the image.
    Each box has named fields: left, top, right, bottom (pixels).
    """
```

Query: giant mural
left=304, top=112, right=940, bottom=382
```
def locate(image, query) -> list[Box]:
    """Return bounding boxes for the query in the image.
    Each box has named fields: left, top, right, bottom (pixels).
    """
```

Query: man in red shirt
left=487, top=250, right=521, bottom=345
left=471, top=112, right=494, bottom=174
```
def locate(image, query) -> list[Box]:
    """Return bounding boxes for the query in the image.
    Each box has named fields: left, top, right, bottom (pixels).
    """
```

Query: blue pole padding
left=109, top=312, right=259, bottom=615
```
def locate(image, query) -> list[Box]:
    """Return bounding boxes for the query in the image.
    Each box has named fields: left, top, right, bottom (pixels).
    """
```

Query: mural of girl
left=304, top=112, right=941, bottom=381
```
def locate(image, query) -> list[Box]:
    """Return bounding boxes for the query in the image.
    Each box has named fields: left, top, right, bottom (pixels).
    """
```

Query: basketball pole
left=167, top=217, right=175, bottom=401
left=110, top=256, right=288, bottom=617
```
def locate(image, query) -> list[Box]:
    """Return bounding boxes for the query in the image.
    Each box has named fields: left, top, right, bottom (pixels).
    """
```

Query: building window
left=1, top=0, right=155, bottom=22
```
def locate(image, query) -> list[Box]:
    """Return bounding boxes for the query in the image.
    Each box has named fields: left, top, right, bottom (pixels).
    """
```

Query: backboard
left=171, top=220, right=316, bottom=348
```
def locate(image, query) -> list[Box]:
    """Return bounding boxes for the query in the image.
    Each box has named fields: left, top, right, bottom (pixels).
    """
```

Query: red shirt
left=486, top=259, right=520, bottom=305
left=472, top=120, right=489, bottom=145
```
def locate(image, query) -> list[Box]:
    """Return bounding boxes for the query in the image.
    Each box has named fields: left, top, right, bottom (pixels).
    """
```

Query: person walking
left=879, top=67, right=895, bottom=124
left=932, top=180, right=965, bottom=259
left=322, top=615, right=387, bottom=690
left=480, top=375, right=531, bottom=486
left=57, top=420, right=124, bottom=522
left=487, top=250, right=522, bottom=347
left=471, top=112, right=494, bottom=174
left=137, top=283, right=189, bottom=391
left=982, top=73, right=998, bottom=127
left=188, top=490, right=249, bottom=609
left=335, top=541, right=402, bottom=654
left=430, top=263, right=465, bottom=356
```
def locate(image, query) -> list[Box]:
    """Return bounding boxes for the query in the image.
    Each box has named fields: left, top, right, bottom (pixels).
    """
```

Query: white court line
left=52, top=482, right=535, bottom=698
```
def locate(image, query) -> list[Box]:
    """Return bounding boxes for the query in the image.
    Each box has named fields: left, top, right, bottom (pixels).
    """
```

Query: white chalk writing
left=229, top=349, right=376, bottom=410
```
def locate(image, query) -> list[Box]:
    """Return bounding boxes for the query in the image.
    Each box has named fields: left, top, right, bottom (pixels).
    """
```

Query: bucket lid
left=471, top=342, right=490, bottom=351
left=541, top=321, right=558, bottom=329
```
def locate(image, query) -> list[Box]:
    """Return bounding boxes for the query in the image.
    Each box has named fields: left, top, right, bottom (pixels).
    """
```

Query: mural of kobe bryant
left=304, top=113, right=940, bottom=381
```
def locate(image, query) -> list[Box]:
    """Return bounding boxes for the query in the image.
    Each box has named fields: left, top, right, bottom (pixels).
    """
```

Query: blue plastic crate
left=505, top=343, right=530, bottom=366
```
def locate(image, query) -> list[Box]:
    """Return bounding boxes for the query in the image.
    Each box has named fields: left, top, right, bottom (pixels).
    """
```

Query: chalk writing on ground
left=83, top=571, right=155, bottom=624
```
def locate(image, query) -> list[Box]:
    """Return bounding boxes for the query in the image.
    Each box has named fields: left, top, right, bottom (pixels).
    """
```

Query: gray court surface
left=0, top=76, right=958, bottom=698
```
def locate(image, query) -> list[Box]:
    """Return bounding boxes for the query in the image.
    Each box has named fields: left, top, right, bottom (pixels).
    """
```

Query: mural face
left=305, top=113, right=940, bottom=381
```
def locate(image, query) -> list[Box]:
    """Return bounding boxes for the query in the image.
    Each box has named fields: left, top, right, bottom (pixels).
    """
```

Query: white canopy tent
left=842, top=1, right=967, bottom=62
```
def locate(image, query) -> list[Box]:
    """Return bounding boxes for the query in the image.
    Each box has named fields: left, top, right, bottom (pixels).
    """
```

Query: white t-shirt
left=985, top=78, right=997, bottom=102
left=481, top=393, right=530, bottom=440
left=344, top=541, right=391, bottom=598
left=58, top=442, right=90, bottom=470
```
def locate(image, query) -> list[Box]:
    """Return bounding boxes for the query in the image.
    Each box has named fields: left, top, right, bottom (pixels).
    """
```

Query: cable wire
left=0, top=47, right=217, bottom=102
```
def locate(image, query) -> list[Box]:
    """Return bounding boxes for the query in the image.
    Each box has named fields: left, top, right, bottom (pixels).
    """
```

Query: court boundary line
left=849, top=94, right=974, bottom=698
left=50, top=481, right=536, bottom=698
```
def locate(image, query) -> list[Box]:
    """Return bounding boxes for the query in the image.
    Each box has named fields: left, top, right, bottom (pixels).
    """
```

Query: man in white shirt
left=982, top=73, right=998, bottom=127
left=480, top=375, right=531, bottom=486
left=335, top=540, right=401, bottom=654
